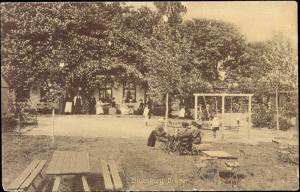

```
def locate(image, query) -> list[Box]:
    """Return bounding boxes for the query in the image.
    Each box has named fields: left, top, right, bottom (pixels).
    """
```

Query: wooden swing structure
left=194, top=93, right=253, bottom=140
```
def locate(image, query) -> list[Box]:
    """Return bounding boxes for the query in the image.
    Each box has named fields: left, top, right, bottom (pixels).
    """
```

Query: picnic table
left=45, top=151, right=91, bottom=192
left=201, top=151, right=238, bottom=160
left=201, top=150, right=240, bottom=186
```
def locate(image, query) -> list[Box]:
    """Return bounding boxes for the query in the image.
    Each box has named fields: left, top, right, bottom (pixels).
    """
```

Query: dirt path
left=23, top=115, right=298, bottom=145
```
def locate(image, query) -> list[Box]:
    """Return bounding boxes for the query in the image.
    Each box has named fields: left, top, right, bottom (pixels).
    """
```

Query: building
left=1, top=74, right=14, bottom=115
left=5, top=74, right=147, bottom=114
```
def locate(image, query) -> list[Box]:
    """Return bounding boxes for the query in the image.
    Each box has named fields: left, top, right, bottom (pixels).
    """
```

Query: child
left=211, top=114, right=220, bottom=138
left=143, top=105, right=150, bottom=126
left=179, top=107, right=185, bottom=119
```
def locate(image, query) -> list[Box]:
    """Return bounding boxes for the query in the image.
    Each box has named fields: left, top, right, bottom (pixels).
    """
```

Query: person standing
left=82, top=91, right=90, bottom=114
left=179, top=106, right=185, bottom=119
left=211, top=114, right=220, bottom=138
left=147, top=97, right=153, bottom=119
left=96, top=99, right=104, bottom=115
left=89, top=95, right=96, bottom=114
left=73, top=93, right=82, bottom=114
left=64, top=94, right=73, bottom=114
left=143, top=105, right=150, bottom=126
left=138, top=99, right=144, bottom=115
left=111, top=97, right=116, bottom=108
left=58, top=93, right=65, bottom=114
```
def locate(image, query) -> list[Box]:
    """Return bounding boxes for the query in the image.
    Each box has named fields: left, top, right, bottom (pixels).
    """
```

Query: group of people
left=147, top=118, right=203, bottom=152
left=64, top=92, right=97, bottom=115
left=147, top=113, right=221, bottom=150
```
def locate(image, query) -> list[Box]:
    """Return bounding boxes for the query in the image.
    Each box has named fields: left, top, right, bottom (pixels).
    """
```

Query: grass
left=1, top=133, right=299, bottom=191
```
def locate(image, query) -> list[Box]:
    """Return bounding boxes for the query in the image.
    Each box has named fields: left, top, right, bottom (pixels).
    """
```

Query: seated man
left=190, top=121, right=202, bottom=145
left=176, top=122, right=193, bottom=152
left=147, top=118, right=167, bottom=147
left=176, top=121, right=202, bottom=153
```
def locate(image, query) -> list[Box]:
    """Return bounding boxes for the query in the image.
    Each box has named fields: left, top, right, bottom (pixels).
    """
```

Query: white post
left=230, top=97, right=233, bottom=113
left=248, top=96, right=252, bottom=139
left=275, top=89, right=279, bottom=131
left=195, top=95, right=198, bottom=121
left=221, top=96, right=225, bottom=140
left=165, top=93, right=168, bottom=127
left=52, top=107, right=55, bottom=144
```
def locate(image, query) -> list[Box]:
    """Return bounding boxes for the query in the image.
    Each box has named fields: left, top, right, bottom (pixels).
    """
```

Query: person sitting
left=147, top=118, right=167, bottom=147
left=177, top=122, right=191, bottom=138
left=175, top=122, right=193, bottom=153
left=190, top=121, right=202, bottom=144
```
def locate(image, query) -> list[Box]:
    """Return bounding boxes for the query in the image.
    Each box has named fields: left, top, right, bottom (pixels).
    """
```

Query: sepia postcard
left=1, top=1, right=298, bottom=191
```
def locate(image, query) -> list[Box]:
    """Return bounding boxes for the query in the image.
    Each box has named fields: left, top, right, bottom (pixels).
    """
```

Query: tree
left=1, top=2, right=148, bottom=93
left=232, top=32, right=297, bottom=129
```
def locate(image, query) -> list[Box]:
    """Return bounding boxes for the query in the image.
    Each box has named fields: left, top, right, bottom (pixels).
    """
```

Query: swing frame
left=194, top=93, right=253, bottom=140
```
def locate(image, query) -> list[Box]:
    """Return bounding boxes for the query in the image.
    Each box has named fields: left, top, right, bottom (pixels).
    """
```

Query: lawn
left=2, top=133, right=299, bottom=191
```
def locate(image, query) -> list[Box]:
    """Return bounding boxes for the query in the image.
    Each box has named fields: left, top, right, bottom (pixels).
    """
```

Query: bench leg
left=81, top=176, right=90, bottom=192
left=52, top=176, right=61, bottom=192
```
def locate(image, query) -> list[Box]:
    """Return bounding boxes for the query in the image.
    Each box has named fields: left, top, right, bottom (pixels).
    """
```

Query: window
left=40, top=87, right=47, bottom=102
left=99, top=82, right=112, bottom=102
left=123, top=82, right=136, bottom=103
left=15, top=86, right=30, bottom=102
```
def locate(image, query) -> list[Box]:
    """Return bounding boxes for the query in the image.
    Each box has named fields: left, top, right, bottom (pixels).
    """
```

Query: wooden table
left=45, top=151, right=91, bottom=192
left=202, top=151, right=237, bottom=160
left=201, top=151, right=239, bottom=185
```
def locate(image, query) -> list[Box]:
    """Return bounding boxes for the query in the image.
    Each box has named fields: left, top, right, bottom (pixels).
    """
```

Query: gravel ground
left=22, top=115, right=298, bottom=145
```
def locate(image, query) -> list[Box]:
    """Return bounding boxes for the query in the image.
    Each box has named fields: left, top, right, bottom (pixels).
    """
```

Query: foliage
left=251, top=104, right=274, bottom=128
left=1, top=2, right=297, bottom=112
left=233, top=32, right=297, bottom=95
left=1, top=115, right=17, bottom=132
left=251, top=103, right=294, bottom=130
left=269, top=116, right=291, bottom=131
left=14, top=101, right=32, bottom=115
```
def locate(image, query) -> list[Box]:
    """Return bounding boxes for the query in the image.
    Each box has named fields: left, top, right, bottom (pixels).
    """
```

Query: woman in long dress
left=96, top=100, right=104, bottom=115
left=64, top=94, right=73, bottom=114
left=119, top=99, right=129, bottom=115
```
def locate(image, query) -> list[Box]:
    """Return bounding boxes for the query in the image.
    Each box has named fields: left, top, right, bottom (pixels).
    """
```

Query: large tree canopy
left=1, top=2, right=297, bottom=105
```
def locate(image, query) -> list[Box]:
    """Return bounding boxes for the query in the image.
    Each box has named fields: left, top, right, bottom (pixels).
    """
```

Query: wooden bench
left=101, top=160, right=123, bottom=191
left=6, top=159, right=47, bottom=192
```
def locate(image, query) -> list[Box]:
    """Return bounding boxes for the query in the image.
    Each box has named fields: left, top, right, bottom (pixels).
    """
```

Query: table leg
left=52, top=176, right=61, bottom=192
left=81, top=176, right=90, bottom=192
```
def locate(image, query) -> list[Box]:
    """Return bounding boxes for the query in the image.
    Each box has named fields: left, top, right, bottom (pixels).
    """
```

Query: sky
left=126, top=1, right=297, bottom=43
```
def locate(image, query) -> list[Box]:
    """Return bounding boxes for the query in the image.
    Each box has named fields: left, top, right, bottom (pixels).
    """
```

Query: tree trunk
left=52, top=106, right=55, bottom=144
left=165, top=93, right=169, bottom=127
